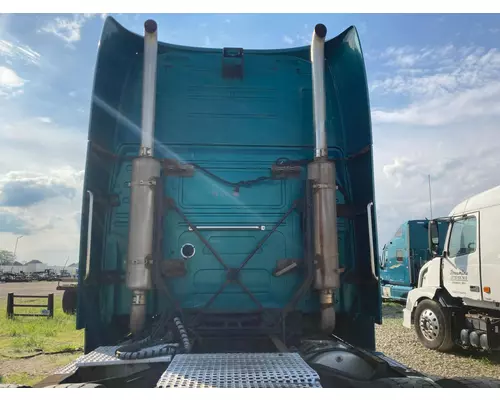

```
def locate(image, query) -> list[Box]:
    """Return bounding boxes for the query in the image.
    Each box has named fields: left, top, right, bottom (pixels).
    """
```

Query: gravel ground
left=377, top=302, right=500, bottom=379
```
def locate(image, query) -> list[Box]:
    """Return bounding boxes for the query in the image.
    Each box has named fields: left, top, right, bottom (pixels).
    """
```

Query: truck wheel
left=413, top=299, right=454, bottom=352
left=62, top=288, right=77, bottom=315
left=372, top=377, right=440, bottom=388
left=435, top=377, right=500, bottom=388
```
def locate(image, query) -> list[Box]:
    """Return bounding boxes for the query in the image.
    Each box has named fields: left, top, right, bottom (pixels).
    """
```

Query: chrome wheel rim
left=419, top=309, right=440, bottom=341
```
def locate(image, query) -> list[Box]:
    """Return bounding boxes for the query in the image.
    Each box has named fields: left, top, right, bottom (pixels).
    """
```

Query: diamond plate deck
left=53, top=359, right=80, bottom=375
left=75, top=346, right=173, bottom=368
left=156, top=352, right=322, bottom=388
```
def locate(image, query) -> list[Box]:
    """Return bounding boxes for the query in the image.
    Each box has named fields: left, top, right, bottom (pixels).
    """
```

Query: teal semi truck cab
left=380, top=220, right=449, bottom=302
left=22, top=17, right=499, bottom=389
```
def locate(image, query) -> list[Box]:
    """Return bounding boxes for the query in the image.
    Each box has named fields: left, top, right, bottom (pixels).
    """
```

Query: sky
left=1, top=12, right=500, bottom=265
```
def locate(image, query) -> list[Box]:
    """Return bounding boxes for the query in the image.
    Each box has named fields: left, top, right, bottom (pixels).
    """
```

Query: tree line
left=0, top=249, right=16, bottom=265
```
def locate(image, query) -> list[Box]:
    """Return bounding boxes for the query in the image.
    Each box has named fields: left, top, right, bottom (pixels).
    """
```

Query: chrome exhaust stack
left=308, top=24, right=340, bottom=333
left=126, top=19, right=161, bottom=335
left=311, top=24, right=328, bottom=159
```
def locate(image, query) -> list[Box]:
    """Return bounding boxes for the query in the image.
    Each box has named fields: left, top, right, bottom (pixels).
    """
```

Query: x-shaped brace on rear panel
left=169, top=200, right=299, bottom=313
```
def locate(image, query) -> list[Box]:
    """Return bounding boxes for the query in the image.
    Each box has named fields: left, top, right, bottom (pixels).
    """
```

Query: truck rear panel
left=77, top=16, right=380, bottom=352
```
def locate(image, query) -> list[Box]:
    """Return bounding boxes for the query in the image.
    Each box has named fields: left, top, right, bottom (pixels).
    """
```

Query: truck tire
left=62, top=288, right=77, bottom=315
left=435, top=377, right=500, bottom=388
left=414, top=299, right=454, bottom=352
left=371, top=377, right=440, bottom=388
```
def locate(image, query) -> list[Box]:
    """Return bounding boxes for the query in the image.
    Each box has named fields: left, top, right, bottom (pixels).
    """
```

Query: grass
left=1, top=372, right=45, bottom=387
left=0, top=296, right=83, bottom=357
left=382, top=300, right=405, bottom=307
left=477, top=356, right=495, bottom=366
left=0, top=295, right=84, bottom=386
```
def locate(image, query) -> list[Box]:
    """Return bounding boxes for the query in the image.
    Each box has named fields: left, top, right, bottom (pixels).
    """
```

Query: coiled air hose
left=115, top=336, right=178, bottom=360
left=173, top=316, right=191, bottom=353
left=115, top=316, right=190, bottom=360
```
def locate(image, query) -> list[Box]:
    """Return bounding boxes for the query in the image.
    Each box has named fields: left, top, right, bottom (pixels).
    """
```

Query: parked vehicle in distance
left=380, top=219, right=449, bottom=302
left=0, top=272, right=30, bottom=282
left=58, top=270, right=72, bottom=279
left=404, top=185, right=500, bottom=353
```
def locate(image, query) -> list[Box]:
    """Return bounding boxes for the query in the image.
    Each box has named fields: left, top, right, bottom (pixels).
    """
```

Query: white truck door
left=476, top=206, right=500, bottom=303
left=442, top=212, right=482, bottom=301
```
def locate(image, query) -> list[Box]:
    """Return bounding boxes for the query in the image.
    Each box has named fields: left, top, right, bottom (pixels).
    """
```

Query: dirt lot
left=0, top=281, right=61, bottom=300
left=0, top=354, right=80, bottom=386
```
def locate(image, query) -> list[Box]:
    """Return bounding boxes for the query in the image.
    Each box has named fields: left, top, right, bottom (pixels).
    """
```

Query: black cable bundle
left=115, top=315, right=191, bottom=360
left=173, top=316, right=191, bottom=353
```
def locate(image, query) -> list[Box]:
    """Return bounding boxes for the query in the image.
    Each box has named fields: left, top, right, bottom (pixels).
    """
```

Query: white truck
left=403, top=185, right=500, bottom=352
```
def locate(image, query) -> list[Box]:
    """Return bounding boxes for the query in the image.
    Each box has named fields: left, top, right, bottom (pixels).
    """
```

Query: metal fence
left=6, top=293, right=54, bottom=319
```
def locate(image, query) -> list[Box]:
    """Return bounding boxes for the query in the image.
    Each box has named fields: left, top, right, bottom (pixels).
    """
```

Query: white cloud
left=0, top=39, right=41, bottom=66
left=0, top=88, right=23, bottom=99
left=0, top=164, right=84, bottom=262
left=380, top=46, right=420, bottom=67
left=0, top=209, right=33, bottom=235
left=41, top=18, right=82, bottom=43
left=371, top=45, right=500, bottom=126
left=0, top=113, right=86, bottom=264
left=374, top=45, right=500, bottom=92
left=0, top=119, right=86, bottom=174
left=0, top=66, right=26, bottom=98
left=382, top=157, right=463, bottom=189
left=295, top=33, right=310, bottom=46
left=281, top=26, right=312, bottom=48
left=0, top=197, right=83, bottom=265
left=39, top=14, right=96, bottom=45
left=369, top=41, right=500, bottom=245
left=0, top=65, right=25, bottom=87
left=372, top=81, right=500, bottom=126
left=37, top=117, right=52, bottom=123
left=378, top=44, right=457, bottom=69
left=372, top=120, right=500, bottom=248
left=0, top=167, right=83, bottom=208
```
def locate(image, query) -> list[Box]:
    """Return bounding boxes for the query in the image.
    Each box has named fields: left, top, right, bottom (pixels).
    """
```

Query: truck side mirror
left=428, top=220, right=439, bottom=256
